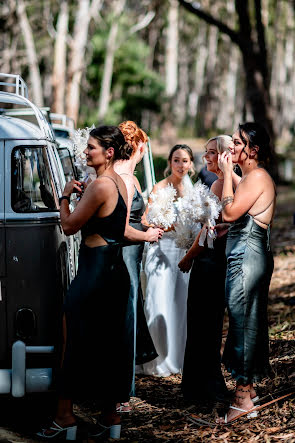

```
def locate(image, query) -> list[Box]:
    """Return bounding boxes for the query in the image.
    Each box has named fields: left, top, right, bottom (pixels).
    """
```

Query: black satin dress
left=121, top=187, right=157, bottom=400
left=222, top=213, right=274, bottom=385
left=182, top=234, right=229, bottom=402
left=59, top=179, right=130, bottom=405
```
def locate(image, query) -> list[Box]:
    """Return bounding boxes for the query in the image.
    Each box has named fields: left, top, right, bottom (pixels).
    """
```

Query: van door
left=0, top=140, right=7, bottom=362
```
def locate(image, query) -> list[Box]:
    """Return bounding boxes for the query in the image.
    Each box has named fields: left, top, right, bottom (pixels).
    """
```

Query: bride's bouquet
left=174, top=181, right=222, bottom=249
left=71, top=125, right=96, bottom=181
left=146, top=184, right=177, bottom=230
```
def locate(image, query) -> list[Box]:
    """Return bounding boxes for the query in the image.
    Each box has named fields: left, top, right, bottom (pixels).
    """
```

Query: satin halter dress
left=121, top=187, right=157, bottom=399
left=222, top=213, right=274, bottom=385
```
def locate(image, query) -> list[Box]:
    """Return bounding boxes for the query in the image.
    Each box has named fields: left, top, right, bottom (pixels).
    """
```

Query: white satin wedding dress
left=137, top=187, right=192, bottom=376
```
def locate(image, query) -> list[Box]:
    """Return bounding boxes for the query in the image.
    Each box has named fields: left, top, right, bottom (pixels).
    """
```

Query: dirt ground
left=0, top=185, right=294, bottom=442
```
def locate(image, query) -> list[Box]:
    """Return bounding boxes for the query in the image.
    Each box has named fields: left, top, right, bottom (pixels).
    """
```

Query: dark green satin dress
left=121, top=187, right=157, bottom=400
left=223, top=213, right=274, bottom=385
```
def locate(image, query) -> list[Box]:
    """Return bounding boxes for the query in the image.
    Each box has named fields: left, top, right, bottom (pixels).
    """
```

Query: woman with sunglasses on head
left=217, top=122, right=276, bottom=424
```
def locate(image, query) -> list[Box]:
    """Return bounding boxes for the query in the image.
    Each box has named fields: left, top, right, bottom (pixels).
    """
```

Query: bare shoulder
left=152, top=178, right=169, bottom=193
left=210, top=179, right=222, bottom=200
left=88, top=177, right=112, bottom=196
left=133, top=175, right=142, bottom=192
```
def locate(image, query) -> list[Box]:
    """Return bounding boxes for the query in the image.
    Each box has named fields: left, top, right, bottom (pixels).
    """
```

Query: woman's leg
left=217, top=383, right=255, bottom=423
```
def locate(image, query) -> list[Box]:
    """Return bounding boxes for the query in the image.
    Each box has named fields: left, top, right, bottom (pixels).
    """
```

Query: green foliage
left=153, top=155, right=167, bottom=182
left=86, top=13, right=164, bottom=125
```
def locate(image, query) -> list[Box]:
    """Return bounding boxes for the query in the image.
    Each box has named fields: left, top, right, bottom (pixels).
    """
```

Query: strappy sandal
left=116, top=401, right=132, bottom=413
left=36, top=421, right=77, bottom=440
left=88, top=422, right=121, bottom=439
left=222, top=405, right=259, bottom=424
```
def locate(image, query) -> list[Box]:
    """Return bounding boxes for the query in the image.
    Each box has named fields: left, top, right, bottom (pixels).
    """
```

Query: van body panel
left=5, top=221, right=66, bottom=352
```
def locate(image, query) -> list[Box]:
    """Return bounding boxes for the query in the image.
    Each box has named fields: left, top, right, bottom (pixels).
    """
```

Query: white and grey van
left=0, top=73, right=77, bottom=397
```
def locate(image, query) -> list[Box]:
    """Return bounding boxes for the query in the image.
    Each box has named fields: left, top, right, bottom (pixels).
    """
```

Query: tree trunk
left=16, top=0, right=44, bottom=106
left=97, top=0, right=126, bottom=121
left=52, top=0, right=69, bottom=114
left=66, top=0, right=103, bottom=124
left=179, top=0, right=278, bottom=178
left=165, top=0, right=178, bottom=97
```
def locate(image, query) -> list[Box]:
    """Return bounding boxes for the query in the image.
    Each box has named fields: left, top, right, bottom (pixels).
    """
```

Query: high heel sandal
left=89, top=422, right=121, bottom=440
left=36, top=421, right=77, bottom=440
left=116, top=401, right=132, bottom=413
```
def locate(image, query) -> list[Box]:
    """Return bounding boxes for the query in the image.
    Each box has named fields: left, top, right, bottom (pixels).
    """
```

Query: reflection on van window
left=58, top=148, right=76, bottom=182
left=54, top=129, right=70, bottom=139
left=12, top=147, right=58, bottom=213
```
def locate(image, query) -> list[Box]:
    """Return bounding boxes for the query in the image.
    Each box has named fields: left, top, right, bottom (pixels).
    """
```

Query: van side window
left=11, top=146, right=58, bottom=213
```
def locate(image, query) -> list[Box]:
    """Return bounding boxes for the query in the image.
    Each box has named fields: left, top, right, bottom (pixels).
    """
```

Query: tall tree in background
left=178, top=0, right=276, bottom=156
left=66, top=0, right=103, bottom=124
left=16, top=0, right=44, bottom=106
left=52, top=0, right=69, bottom=114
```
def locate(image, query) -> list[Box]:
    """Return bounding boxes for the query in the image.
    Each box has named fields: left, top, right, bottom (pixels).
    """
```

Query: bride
left=138, top=144, right=195, bottom=376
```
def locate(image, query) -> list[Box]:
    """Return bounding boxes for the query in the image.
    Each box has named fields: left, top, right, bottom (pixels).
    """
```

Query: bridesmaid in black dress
left=114, top=121, right=163, bottom=411
left=179, top=135, right=233, bottom=404
left=217, top=122, right=276, bottom=424
left=37, top=126, right=132, bottom=440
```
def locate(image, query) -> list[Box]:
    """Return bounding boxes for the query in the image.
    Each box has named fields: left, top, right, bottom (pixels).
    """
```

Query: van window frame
left=11, top=144, right=59, bottom=214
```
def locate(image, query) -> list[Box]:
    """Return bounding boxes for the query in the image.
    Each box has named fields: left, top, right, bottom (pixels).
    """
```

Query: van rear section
left=0, top=99, right=75, bottom=396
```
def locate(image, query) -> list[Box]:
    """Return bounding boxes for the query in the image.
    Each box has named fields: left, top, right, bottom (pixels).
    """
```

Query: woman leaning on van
left=37, top=126, right=131, bottom=440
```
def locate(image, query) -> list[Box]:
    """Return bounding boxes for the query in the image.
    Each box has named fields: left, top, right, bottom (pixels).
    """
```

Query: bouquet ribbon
left=198, top=221, right=216, bottom=249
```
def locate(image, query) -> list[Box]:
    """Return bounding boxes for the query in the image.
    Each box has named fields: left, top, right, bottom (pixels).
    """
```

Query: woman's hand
left=145, top=227, right=164, bottom=243
left=178, top=255, right=193, bottom=273
left=63, top=179, right=84, bottom=197
left=218, top=151, right=233, bottom=176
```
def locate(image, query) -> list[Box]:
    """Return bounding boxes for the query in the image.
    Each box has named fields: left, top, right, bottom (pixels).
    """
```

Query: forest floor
left=0, top=185, right=294, bottom=442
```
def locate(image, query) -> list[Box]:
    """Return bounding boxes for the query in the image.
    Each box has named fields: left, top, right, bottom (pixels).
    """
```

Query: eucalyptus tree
left=178, top=0, right=277, bottom=175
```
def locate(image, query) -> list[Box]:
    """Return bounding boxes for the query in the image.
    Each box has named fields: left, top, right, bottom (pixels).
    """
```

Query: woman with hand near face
left=138, top=144, right=195, bottom=377
left=217, top=122, right=276, bottom=424
left=179, top=135, right=233, bottom=404
left=37, top=126, right=132, bottom=440
left=114, top=121, right=163, bottom=412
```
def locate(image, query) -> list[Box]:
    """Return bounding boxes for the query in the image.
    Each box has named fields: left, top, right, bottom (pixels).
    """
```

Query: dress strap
left=250, top=199, right=274, bottom=227
left=98, top=175, right=119, bottom=192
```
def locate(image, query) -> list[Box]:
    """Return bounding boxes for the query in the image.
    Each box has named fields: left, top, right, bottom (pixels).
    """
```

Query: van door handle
left=0, top=281, right=2, bottom=301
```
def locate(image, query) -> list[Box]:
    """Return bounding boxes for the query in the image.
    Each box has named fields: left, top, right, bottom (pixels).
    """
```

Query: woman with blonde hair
left=138, top=144, right=195, bottom=377
left=179, top=135, right=233, bottom=404
left=114, top=121, right=163, bottom=411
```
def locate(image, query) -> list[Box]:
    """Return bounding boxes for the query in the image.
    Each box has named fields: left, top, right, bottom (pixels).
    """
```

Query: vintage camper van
left=0, top=73, right=77, bottom=397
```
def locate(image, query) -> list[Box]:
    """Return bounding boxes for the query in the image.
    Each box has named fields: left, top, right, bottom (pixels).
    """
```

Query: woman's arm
left=218, top=152, right=264, bottom=222
left=122, top=176, right=163, bottom=242
left=178, top=229, right=204, bottom=272
left=60, top=179, right=108, bottom=235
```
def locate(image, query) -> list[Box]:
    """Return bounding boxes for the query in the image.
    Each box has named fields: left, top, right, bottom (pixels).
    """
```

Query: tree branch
left=128, top=10, right=156, bottom=35
left=254, top=0, right=269, bottom=83
left=178, top=0, right=240, bottom=46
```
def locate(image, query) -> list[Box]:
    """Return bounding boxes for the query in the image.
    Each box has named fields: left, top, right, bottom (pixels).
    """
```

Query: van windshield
left=11, top=146, right=58, bottom=213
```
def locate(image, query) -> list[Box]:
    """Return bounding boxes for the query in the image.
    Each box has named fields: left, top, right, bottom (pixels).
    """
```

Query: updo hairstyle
left=119, top=120, right=148, bottom=156
left=238, top=122, right=271, bottom=166
left=164, top=144, right=195, bottom=177
left=89, top=125, right=133, bottom=161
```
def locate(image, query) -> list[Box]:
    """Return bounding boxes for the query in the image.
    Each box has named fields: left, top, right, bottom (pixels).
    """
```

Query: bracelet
left=221, top=196, right=234, bottom=209
left=59, top=196, right=71, bottom=206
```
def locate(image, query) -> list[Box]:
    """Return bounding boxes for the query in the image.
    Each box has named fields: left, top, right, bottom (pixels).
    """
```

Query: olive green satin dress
left=223, top=213, right=274, bottom=385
